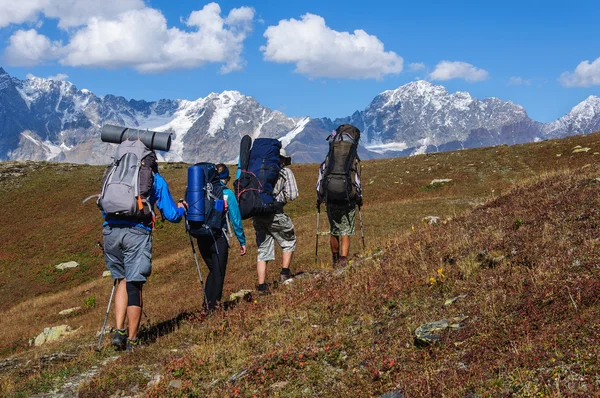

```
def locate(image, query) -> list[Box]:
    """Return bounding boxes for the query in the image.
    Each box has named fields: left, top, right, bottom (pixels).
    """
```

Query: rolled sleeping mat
left=185, top=164, right=205, bottom=222
left=101, top=124, right=172, bottom=152
left=239, top=135, right=252, bottom=170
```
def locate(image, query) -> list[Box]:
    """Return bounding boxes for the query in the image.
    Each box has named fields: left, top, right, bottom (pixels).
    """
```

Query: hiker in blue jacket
left=195, top=164, right=246, bottom=312
left=102, top=164, right=186, bottom=352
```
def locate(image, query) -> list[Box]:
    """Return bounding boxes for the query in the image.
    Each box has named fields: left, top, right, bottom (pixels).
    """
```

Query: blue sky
left=0, top=0, right=599, bottom=122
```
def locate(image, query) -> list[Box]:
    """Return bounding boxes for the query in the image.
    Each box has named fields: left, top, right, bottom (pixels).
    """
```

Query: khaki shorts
left=253, top=213, right=296, bottom=262
left=327, top=203, right=356, bottom=236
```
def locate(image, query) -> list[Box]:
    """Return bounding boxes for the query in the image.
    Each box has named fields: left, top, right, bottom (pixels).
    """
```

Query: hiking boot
left=332, top=253, right=340, bottom=267
left=126, top=338, right=142, bottom=352
left=279, top=269, right=293, bottom=283
left=112, top=328, right=127, bottom=350
left=257, top=283, right=271, bottom=296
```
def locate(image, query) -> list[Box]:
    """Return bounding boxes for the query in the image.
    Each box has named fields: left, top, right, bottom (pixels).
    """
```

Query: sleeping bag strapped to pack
left=98, top=139, right=157, bottom=222
left=319, top=124, right=361, bottom=204
left=185, top=162, right=226, bottom=237
left=234, top=136, right=282, bottom=219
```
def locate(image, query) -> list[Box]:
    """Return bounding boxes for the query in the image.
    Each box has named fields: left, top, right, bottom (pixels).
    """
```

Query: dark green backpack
left=319, top=124, right=361, bottom=204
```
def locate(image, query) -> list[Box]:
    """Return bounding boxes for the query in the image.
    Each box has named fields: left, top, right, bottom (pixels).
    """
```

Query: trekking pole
left=315, top=205, right=320, bottom=265
left=180, top=200, right=209, bottom=312
left=358, top=206, right=365, bottom=249
left=96, top=278, right=117, bottom=352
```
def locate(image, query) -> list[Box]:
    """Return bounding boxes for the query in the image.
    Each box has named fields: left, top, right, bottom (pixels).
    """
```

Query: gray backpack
left=98, top=140, right=157, bottom=218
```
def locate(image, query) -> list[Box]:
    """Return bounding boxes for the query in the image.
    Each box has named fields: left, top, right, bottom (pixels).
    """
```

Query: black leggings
left=196, top=234, right=229, bottom=310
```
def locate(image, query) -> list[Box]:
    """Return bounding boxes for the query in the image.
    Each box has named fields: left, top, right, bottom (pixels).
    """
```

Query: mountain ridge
left=0, top=68, right=599, bottom=164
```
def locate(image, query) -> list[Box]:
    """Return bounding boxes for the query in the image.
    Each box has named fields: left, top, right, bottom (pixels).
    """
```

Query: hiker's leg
left=114, top=279, right=127, bottom=329
left=340, top=236, right=351, bottom=257
left=122, top=226, right=152, bottom=340
left=339, top=206, right=356, bottom=263
left=126, top=281, right=143, bottom=339
left=255, top=223, right=275, bottom=285
left=214, top=235, right=229, bottom=303
left=330, top=235, right=340, bottom=265
left=330, top=235, right=340, bottom=253
left=103, top=226, right=126, bottom=328
left=327, top=204, right=343, bottom=263
left=282, top=251, right=294, bottom=269
left=257, top=260, right=268, bottom=285
left=272, top=214, right=296, bottom=271
left=197, top=237, right=217, bottom=310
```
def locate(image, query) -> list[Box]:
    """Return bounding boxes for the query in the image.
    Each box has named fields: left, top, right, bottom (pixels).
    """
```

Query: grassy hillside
left=1, top=133, right=600, bottom=396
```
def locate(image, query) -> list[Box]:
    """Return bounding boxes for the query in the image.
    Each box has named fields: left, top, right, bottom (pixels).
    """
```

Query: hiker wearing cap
left=193, top=164, right=246, bottom=312
left=316, top=124, right=363, bottom=268
left=99, top=143, right=187, bottom=352
left=252, top=148, right=299, bottom=294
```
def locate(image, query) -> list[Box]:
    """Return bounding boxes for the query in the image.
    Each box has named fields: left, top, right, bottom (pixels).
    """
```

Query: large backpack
left=234, top=136, right=282, bottom=219
left=319, top=124, right=361, bottom=204
left=98, top=139, right=157, bottom=220
left=185, top=162, right=227, bottom=237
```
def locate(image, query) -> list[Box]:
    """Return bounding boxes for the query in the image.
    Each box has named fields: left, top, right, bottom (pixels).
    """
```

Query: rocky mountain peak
left=570, top=95, right=600, bottom=115
left=206, top=90, right=246, bottom=104
left=1, top=68, right=600, bottom=164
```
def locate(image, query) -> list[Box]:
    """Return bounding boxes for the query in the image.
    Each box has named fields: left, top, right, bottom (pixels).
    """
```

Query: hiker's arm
left=285, top=169, right=299, bottom=201
left=154, top=174, right=185, bottom=223
left=225, top=190, right=246, bottom=247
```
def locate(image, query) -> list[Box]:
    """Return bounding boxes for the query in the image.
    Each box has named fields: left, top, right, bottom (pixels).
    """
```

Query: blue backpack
left=249, top=138, right=282, bottom=205
left=234, top=137, right=282, bottom=219
left=185, top=162, right=226, bottom=237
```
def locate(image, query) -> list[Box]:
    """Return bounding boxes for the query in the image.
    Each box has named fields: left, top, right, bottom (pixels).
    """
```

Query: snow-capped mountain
left=0, top=68, right=307, bottom=164
left=322, top=80, right=543, bottom=157
left=544, top=96, right=600, bottom=138
left=1, top=67, right=600, bottom=165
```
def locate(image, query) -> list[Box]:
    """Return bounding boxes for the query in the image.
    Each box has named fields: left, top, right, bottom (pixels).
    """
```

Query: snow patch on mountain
left=252, top=109, right=274, bottom=139
left=365, top=141, right=408, bottom=154
left=20, top=132, right=71, bottom=160
left=136, top=99, right=206, bottom=162
left=207, top=91, right=245, bottom=137
left=412, top=137, right=431, bottom=156
left=279, top=117, right=311, bottom=148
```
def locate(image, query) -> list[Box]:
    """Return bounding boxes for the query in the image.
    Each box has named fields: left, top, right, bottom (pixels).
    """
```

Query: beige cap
left=280, top=148, right=290, bottom=158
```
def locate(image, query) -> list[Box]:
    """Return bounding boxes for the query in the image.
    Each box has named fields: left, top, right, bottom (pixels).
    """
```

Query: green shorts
left=327, top=203, right=356, bottom=236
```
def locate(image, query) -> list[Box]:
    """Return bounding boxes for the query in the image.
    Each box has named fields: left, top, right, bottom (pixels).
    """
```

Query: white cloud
left=0, top=0, right=144, bottom=29
left=0, top=0, right=42, bottom=28
left=409, top=62, right=425, bottom=72
left=25, top=72, right=67, bottom=81
left=47, top=73, right=68, bottom=81
left=559, top=57, right=600, bottom=87
left=261, top=13, right=403, bottom=79
left=429, top=60, right=489, bottom=83
left=4, top=29, right=64, bottom=66
left=3, top=3, right=255, bottom=74
left=508, top=76, right=532, bottom=86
